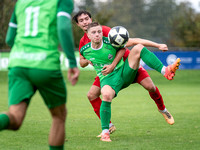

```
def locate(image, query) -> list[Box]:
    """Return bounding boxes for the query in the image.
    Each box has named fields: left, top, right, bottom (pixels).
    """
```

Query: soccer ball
left=108, top=26, right=129, bottom=48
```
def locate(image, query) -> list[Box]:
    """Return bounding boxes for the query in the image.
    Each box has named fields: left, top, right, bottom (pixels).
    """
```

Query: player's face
left=87, top=25, right=103, bottom=45
left=77, top=14, right=92, bottom=32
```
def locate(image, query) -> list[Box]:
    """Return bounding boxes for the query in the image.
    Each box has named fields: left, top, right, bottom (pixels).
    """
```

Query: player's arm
left=102, top=48, right=126, bottom=75
left=5, top=7, right=17, bottom=47
left=126, top=38, right=168, bottom=51
left=79, top=54, right=92, bottom=68
left=57, top=0, right=79, bottom=85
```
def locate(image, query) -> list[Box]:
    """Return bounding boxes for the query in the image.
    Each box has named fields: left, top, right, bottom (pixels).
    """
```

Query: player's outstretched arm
left=126, top=38, right=168, bottom=52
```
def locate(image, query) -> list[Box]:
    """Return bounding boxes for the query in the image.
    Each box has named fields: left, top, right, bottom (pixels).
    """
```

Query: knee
left=50, top=104, right=67, bottom=125
left=102, top=92, right=113, bottom=102
left=87, top=91, right=99, bottom=101
left=130, top=44, right=144, bottom=58
left=7, top=113, right=23, bottom=130
left=133, top=44, right=144, bottom=53
left=145, top=84, right=156, bottom=92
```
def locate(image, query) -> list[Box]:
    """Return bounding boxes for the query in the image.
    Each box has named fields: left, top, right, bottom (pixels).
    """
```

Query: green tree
left=0, top=0, right=16, bottom=50
left=169, top=2, right=200, bottom=47
left=143, top=0, right=177, bottom=42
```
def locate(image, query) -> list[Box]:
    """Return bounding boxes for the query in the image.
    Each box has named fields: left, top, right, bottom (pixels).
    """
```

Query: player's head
left=73, top=10, right=92, bottom=32
left=87, top=22, right=103, bottom=45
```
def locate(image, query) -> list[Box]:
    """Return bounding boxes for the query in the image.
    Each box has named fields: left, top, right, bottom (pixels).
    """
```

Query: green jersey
left=8, top=0, right=74, bottom=70
left=80, top=37, right=124, bottom=81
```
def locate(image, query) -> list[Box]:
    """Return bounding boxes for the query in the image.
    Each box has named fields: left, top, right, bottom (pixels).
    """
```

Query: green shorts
left=8, top=67, right=66, bottom=109
left=100, top=58, right=138, bottom=96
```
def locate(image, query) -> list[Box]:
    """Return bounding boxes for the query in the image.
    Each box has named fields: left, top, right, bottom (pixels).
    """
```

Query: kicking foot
left=164, top=58, right=181, bottom=80
left=100, top=132, right=111, bottom=142
left=159, top=109, right=174, bottom=125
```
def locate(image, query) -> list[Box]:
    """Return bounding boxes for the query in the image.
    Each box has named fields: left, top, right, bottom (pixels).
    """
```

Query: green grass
left=0, top=70, right=200, bottom=150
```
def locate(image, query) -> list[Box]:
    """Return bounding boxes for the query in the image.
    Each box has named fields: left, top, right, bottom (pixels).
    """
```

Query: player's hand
left=67, top=67, right=80, bottom=86
left=87, top=60, right=93, bottom=66
left=158, top=44, right=168, bottom=52
left=101, top=64, right=115, bottom=76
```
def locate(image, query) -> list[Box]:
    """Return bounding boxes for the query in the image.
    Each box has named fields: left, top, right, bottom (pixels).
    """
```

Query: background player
left=81, top=22, right=180, bottom=141
left=72, top=10, right=176, bottom=136
left=1, top=0, right=79, bottom=150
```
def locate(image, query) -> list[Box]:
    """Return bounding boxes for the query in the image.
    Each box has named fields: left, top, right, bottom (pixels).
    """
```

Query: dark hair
left=72, top=10, right=92, bottom=23
left=87, top=22, right=101, bottom=32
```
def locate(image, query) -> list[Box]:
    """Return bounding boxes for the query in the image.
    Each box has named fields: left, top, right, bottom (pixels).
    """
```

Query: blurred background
left=0, top=0, right=200, bottom=70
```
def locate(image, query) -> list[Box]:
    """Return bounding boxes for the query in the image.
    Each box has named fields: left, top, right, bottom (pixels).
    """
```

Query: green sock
left=0, top=113, right=10, bottom=131
left=100, top=101, right=111, bottom=130
left=140, top=47, right=164, bottom=73
left=49, top=145, right=64, bottom=150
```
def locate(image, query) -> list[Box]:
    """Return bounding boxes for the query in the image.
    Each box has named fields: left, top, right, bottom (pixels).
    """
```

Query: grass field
left=0, top=70, right=200, bottom=150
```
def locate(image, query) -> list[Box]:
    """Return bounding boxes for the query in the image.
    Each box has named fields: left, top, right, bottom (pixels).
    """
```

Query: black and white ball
left=108, top=26, right=129, bottom=48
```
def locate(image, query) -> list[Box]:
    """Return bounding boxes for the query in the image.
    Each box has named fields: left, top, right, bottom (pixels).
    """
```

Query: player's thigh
left=128, top=44, right=143, bottom=69
left=29, top=69, right=67, bottom=109
left=121, top=59, right=138, bottom=88
left=139, top=77, right=156, bottom=92
left=134, top=66, right=150, bottom=83
left=8, top=67, right=36, bottom=106
left=8, top=101, right=28, bottom=127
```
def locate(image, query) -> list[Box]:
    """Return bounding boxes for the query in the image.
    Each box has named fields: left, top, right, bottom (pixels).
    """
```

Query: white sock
left=102, top=129, right=109, bottom=134
left=161, top=66, right=166, bottom=75
left=109, top=123, right=113, bottom=128
left=160, top=108, right=167, bottom=112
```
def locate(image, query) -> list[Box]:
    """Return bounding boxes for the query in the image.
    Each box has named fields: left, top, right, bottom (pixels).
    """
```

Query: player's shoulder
left=80, top=33, right=88, bottom=42
left=102, top=36, right=110, bottom=43
left=102, top=25, right=111, bottom=30
left=102, top=25, right=111, bottom=37
left=80, top=42, right=91, bottom=54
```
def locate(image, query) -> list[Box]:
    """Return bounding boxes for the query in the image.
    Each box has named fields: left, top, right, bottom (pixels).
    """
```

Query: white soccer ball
left=108, top=26, right=129, bottom=48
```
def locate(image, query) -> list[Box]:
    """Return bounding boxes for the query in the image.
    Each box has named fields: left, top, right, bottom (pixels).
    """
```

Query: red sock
left=149, top=86, right=165, bottom=110
left=90, top=97, right=111, bottom=123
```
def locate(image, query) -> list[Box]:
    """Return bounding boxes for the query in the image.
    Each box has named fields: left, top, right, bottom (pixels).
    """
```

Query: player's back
left=9, top=0, right=61, bottom=70
left=14, top=0, right=58, bottom=50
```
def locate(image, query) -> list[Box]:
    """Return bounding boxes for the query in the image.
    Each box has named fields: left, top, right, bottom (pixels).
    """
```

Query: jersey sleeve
left=5, top=7, right=17, bottom=47
left=79, top=38, right=84, bottom=53
left=57, top=0, right=77, bottom=68
left=102, top=26, right=111, bottom=37
left=123, top=48, right=130, bottom=61
left=57, top=0, right=74, bottom=15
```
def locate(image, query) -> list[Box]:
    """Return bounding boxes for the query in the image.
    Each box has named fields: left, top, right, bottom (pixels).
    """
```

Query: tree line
left=1, top=0, right=200, bottom=50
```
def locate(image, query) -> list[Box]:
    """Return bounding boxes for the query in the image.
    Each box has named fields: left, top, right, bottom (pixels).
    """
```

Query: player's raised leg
left=129, top=44, right=180, bottom=79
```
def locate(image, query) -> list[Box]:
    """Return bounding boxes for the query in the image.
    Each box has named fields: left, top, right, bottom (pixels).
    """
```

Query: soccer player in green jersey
left=80, top=22, right=180, bottom=142
left=1, top=0, right=79, bottom=149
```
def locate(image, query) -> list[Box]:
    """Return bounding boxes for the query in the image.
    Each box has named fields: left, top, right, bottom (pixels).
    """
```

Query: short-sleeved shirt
left=8, top=0, right=73, bottom=70
left=80, top=36, right=124, bottom=81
